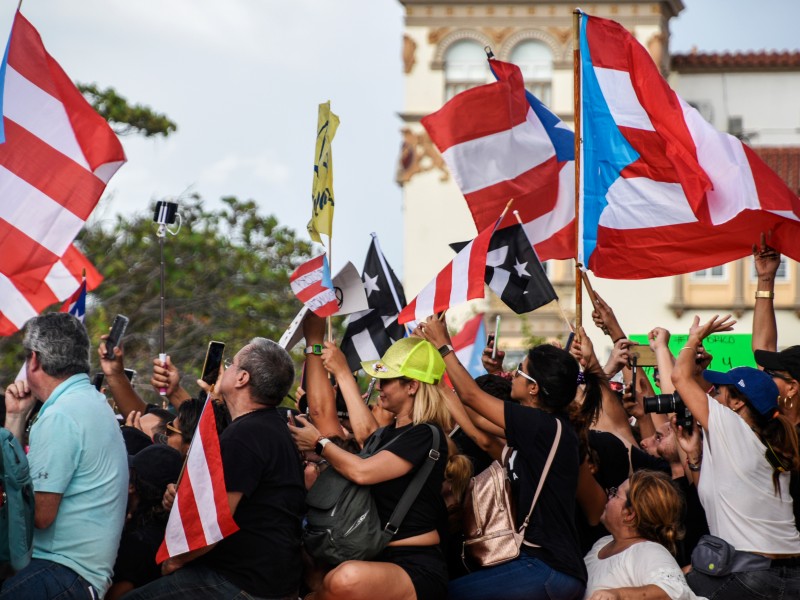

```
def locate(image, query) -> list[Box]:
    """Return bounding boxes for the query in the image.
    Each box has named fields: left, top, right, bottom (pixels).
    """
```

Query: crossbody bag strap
left=519, top=418, right=562, bottom=534
left=383, top=424, right=441, bottom=538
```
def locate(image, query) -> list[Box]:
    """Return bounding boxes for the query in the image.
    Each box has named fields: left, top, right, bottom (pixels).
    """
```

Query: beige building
left=396, top=0, right=800, bottom=357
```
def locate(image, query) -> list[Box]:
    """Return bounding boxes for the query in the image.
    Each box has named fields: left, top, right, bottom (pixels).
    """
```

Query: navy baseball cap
left=703, top=366, right=779, bottom=416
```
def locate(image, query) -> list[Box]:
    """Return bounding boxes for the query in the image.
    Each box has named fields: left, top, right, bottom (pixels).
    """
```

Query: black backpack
left=303, top=424, right=440, bottom=565
left=0, top=428, right=34, bottom=571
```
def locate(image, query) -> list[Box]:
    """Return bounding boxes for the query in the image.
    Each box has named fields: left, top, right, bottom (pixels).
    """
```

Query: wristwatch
left=304, top=344, right=323, bottom=356
left=315, top=437, right=331, bottom=456
left=438, top=344, right=454, bottom=358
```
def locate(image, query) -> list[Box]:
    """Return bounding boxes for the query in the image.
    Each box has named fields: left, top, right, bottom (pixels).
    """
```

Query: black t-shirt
left=112, top=521, right=164, bottom=588
left=504, top=403, right=587, bottom=584
left=451, top=426, right=493, bottom=475
left=199, top=408, right=306, bottom=597
left=367, top=421, right=448, bottom=541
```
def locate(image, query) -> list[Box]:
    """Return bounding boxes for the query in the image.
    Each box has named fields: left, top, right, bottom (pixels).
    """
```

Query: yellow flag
left=308, top=101, right=340, bottom=243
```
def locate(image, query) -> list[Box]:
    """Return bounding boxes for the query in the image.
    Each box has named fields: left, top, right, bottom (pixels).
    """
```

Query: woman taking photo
left=671, top=315, right=800, bottom=599
left=421, top=317, right=601, bottom=600
left=290, top=337, right=453, bottom=600
left=584, top=470, right=699, bottom=600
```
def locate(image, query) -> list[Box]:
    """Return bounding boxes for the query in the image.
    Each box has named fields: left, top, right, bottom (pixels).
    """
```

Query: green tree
left=77, top=83, right=177, bottom=138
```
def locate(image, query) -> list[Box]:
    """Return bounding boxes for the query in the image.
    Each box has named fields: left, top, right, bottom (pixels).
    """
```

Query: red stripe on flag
left=61, top=244, right=103, bottom=290
left=199, top=403, right=239, bottom=536
left=398, top=298, right=416, bottom=324
left=421, top=70, right=529, bottom=152
left=176, top=470, right=208, bottom=550
left=534, top=219, right=574, bottom=263
left=0, top=314, right=19, bottom=337
left=290, top=255, right=325, bottom=280
left=744, top=145, right=800, bottom=216
left=0, top=119, right=108, bottom=218
left=6, top=13, right=59, bottom=98
left=432, top=263, right=453, bottom=315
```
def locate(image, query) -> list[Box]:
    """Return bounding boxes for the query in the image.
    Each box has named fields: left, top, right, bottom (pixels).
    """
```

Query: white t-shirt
left=698, top=396, right=800, bottom=553
left=584, top=536, right=701, bottom=600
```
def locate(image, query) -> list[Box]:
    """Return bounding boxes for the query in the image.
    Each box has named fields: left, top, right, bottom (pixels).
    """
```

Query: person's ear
left=407, top=379, right=420, bottom=395
left=787, top=378, right=800, bottom=400
left=235, top=368, right=250, bottom=389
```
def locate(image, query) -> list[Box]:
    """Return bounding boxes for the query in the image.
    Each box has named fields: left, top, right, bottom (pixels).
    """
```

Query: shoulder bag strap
left=383, top=423, right=441, bottom=538
left=519, top=418, right=562, bottom=534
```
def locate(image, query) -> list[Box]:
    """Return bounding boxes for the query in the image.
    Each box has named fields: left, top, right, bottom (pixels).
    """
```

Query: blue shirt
left=28, top=373, right=128, bottom=595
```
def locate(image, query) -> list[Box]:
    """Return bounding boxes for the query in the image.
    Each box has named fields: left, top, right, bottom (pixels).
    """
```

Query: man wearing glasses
left=2, top=313, right=128, bottom=600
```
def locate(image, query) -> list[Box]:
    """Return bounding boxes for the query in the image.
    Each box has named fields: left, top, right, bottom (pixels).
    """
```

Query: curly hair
left=626, top=470, right=685, bottom=556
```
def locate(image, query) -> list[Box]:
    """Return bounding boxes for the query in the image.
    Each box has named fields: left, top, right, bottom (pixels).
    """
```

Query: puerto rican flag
left=290, top=254, right=340, bottom=317
left=157, top=398, right=238, bottom=563
left=421, top=59, right=575, bottom=262
left=451, top=314, right=487, bottom=378
left=579, top=13, right=800, bottom=278
left=0, top=12, right=122, bottom=335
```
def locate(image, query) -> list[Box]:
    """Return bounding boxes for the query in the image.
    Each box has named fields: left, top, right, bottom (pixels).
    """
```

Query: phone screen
left=201, top=341, right=226, bottom=386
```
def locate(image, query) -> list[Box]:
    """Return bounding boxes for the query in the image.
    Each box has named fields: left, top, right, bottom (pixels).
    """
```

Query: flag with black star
left=485, top=224, right=557, bottom=313
left=341, top=236, right=407, bottom=371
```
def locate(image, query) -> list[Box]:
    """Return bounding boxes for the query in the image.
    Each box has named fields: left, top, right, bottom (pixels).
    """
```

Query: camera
left=643, top=391, right=694, bottom=432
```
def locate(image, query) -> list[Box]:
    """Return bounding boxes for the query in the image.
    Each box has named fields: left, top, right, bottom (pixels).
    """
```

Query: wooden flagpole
left=572, top=9, right=583, bottom=332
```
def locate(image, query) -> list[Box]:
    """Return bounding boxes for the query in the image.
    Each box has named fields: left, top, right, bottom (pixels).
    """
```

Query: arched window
left=444, top=40, right=488, bottom=100
left=510, top=40, right=553, bottom=106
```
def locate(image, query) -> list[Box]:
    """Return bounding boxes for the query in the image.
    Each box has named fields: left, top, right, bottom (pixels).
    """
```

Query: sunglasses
left=165, top=420, right=183, bottom=436
left=513, top=364, right=549, bottom=395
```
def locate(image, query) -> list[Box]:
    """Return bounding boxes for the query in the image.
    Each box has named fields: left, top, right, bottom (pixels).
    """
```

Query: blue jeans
left=448, top=554, right=585, bottom=600
left=0, top=558, right=98, bottom=599
left=687, top=566, right=800, bottom=599
left=121, top=564, right=296, bottom=600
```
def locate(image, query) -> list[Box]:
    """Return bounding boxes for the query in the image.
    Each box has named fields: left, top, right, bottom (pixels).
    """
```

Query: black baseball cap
left=754, top=346, right=800, bottom=381
left=129, top=445, right=183, bottom=492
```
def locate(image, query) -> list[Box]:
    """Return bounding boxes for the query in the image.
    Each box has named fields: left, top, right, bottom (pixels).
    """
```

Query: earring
left=786, top=395, right=796, bottom=411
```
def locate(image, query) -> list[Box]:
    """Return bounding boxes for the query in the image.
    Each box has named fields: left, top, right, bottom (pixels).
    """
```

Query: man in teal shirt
left=2, top=313, right=128, bottom=599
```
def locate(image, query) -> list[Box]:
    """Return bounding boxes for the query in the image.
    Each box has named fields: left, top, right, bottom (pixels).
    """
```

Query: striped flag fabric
left=156, top=398, right=238, bottom=563
left=58, top=277, right=87, bottom=321
left=0, top=11, right=123, bottom=335
left=451, top=314, right=487, bottom=378
left=579, top=13, right=800, bottom=278
left=398, top=223, right=494, bottom=324
left=421, top=59, right=575, bottom=261
left=290, top=254, right=339, bottom=317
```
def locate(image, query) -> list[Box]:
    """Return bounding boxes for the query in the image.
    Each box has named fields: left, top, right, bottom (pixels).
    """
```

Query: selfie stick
left=154, top=201, right=180, bottom=396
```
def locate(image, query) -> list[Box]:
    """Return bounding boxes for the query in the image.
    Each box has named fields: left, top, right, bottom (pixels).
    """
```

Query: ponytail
left=755, top=412, right=800, bottom=496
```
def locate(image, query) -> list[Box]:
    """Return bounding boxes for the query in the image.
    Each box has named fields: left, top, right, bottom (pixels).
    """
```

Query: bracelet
left=686, top=456, right=702, bottom=472
left=679, top=346, right=695, bottom=352
left=612, top=336, right=625, bottom=344
left=755, top=290, right=775, bottom=300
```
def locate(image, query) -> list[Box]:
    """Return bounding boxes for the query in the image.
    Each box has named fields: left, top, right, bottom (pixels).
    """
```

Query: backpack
left=462, top=419, right=561, bottom=569
left=303, top=424, right=440, bottom=566
left=0, top=428, right=34, bottom=571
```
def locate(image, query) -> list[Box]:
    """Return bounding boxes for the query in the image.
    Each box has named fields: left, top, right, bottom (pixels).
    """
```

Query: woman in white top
left=671, top=315, right=800, bottom=599
left=584, top=470, right=700, bottom=600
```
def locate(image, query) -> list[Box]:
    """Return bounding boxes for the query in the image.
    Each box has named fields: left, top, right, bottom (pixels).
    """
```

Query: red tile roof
left=753, top=147, right=800, bottom=195
left=671, top=51, right=800, bottom=72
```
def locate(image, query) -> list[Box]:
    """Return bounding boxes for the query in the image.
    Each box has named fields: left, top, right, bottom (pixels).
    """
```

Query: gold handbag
left=462, top=419, right=562, bottom=569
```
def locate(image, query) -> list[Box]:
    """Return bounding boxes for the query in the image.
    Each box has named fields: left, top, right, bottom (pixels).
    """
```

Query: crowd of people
left=1, top=241, right=800, bottom=599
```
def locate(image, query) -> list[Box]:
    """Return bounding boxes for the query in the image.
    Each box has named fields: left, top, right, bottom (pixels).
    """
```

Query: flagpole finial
left=484, top=46, right=494, bottom=60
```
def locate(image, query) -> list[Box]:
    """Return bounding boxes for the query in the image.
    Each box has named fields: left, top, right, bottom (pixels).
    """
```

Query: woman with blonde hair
left=291, top=336, right=465, bottom=600
left=584, top=470, right=699, bottom=600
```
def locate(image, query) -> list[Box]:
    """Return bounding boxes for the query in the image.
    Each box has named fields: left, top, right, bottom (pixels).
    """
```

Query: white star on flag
left=363, top=272, right=381, bottom=297
left=513, top=258, right=530, bottom=278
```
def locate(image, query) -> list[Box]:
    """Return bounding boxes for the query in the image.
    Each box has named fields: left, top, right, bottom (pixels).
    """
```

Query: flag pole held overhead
left=572, top=9, right=583, bottom=330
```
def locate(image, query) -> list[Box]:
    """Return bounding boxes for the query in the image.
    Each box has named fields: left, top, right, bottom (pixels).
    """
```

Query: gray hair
left=23, top=313, right=91, bottom=378
left=238, top=337, right=294, bottom=406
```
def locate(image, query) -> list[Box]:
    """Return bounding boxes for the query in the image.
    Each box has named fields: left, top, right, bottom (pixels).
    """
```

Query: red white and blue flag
left=157, top=398, right=239, bottom=563
left=59, top=277, right=87, bottom=321
left=0, top=12, right=122, bottom=335
left=579, top=13, right=800, bottom=278
left=421, top=59, right=575, bottom=261
left=290, top=254, right=340, bottom=317
left=451, top=314, right=487, bottom=378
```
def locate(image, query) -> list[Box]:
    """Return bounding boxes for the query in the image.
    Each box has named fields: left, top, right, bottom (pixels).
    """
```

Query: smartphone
left=93, top=368, right=135, bottom=391
left=200, top=341, right=226, bottom=386
left=627, top=343, right=658, bottom=367
left=565, top=331, right=575, bottom=351
left=364, top=377, right=377, bottom=404
left=104, top=314, right=129, bottom=360
left=491, top=315, right=501, bottom=359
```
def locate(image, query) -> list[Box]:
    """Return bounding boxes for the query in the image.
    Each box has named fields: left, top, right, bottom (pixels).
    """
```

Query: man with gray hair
left=1, top=313, right=128, bottom=599
left=126, top=337, right=306, bottom=600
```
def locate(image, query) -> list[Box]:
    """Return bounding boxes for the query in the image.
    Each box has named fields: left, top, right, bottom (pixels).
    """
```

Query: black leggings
left=375, top=545, right=448, bottom=600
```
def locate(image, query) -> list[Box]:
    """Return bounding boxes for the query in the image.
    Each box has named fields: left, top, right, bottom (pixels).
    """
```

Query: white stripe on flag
left=186, top=431, right=224, bottom=543
left=0, top=165, right=85, bottom=255
left=601, top=177, right=696, bottom=229
left=449, top=239, right=474, bottom=306
left=593, top=67, right=655, bottom=131
left=413, top=284, right=435, bottom=322
left=442, top=108, right=555, bottom=194
left=0, top=274, right=38, bottom=329
left=162, top=494, right=190, bottom=557
left=680, top=98, right=760, bottom=225
left=44, top=259, right=79, bottom=301
left=5, top=66, right=92, bottom=170
left=351, top=328, right=381, bottom=362
left=290, top=269, right=324, bottom=294
left=523, top=162, right=575, bottom=244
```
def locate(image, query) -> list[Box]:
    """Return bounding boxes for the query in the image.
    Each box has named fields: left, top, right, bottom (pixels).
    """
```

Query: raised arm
left=440, top=385, right=505, bottom=460
left=150, top=355, right=191, bottom=408
left=301, top=313, right=341, bottom=438
left=671, top=315, right=736, bottom=430
left=591, top=291, right=627, bottom=343
left=98, top=335, right=147, bottom=417
left=420, top=316, right=507, bottom=430
left=752, top=232, right=780, bottom=353
left=320, top=342, right=378, bottom=445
